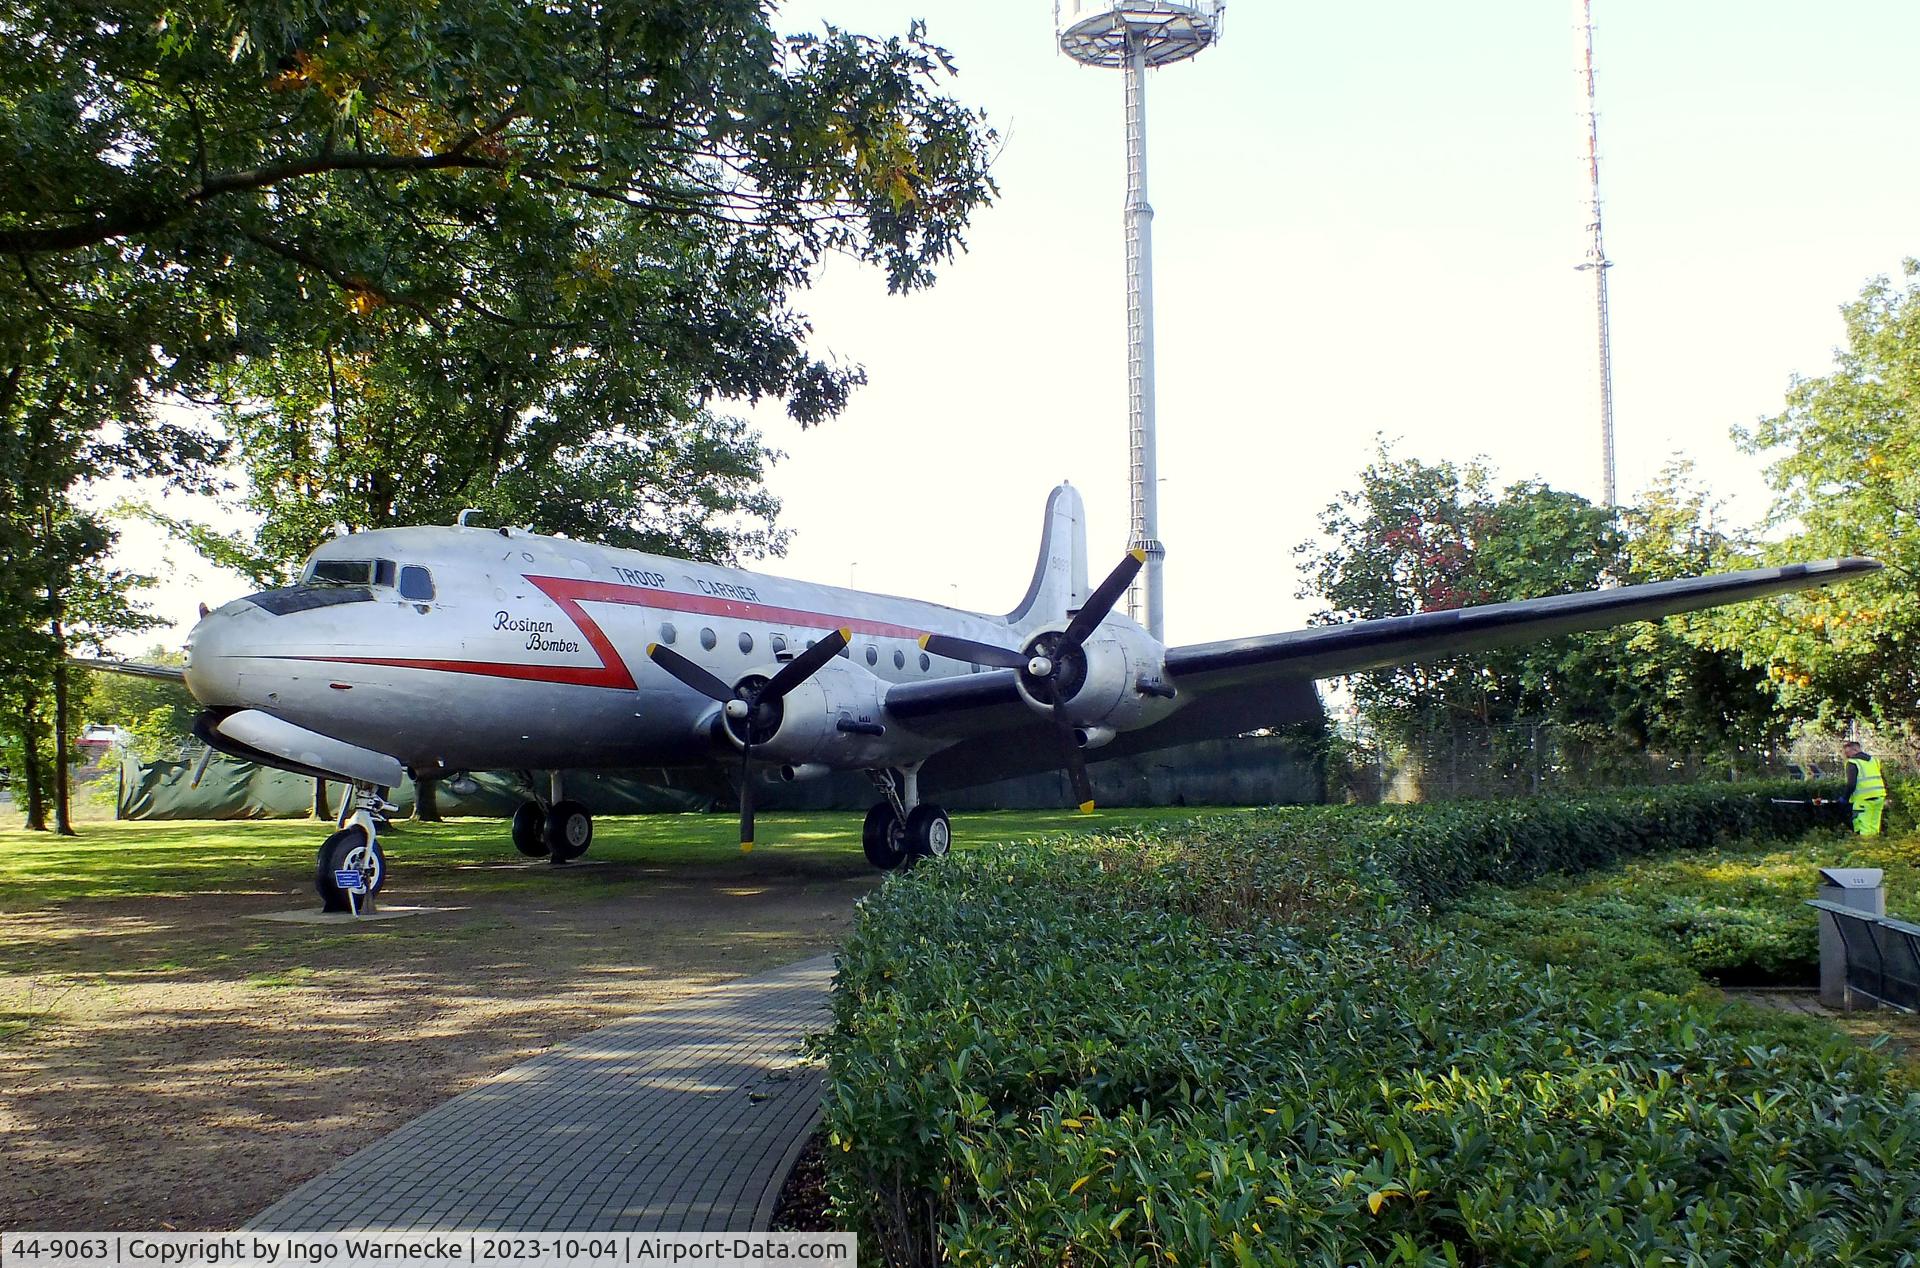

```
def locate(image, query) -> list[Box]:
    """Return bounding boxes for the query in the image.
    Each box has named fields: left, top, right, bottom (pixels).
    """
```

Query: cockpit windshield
left=307, top=559, right=396, bottom=587
left=302, top=557, right=434, bottom=602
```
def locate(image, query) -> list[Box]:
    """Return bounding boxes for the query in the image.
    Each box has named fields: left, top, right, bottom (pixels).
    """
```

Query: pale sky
left=109, top=0, right=1920, bottom=653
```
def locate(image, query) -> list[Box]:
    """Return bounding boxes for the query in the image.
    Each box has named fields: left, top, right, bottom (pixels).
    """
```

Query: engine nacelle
left=1013, top=623, right=1179, bottom=735
left=720, top=660, right=896, bottom=768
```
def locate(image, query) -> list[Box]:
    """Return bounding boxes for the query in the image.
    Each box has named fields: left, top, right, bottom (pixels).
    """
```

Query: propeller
left=920, top=549, right=1146, bottom=812
left=647, top=627, right=851, bottom=850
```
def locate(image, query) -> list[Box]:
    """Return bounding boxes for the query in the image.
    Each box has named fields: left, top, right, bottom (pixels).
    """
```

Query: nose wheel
left=315, top=827, right=386, bottom=912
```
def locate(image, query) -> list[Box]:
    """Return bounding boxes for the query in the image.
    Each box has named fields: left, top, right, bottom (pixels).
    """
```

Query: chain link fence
left=1325, top=720, right=1907, bottom=804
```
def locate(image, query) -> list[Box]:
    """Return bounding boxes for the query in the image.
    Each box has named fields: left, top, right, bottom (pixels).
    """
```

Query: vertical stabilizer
left=1004, top=483, right=1089, bottom=627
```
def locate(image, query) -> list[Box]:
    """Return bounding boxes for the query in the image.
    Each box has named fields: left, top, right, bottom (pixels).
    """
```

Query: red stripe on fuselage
left=285, top=574, right=933, bottom=689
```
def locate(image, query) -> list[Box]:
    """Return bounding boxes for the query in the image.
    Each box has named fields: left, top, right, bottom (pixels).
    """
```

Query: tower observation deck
left=1056, top=2, right=1224, bottom=642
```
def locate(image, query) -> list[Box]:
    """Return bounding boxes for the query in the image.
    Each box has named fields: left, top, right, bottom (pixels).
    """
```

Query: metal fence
left=1808, top=899, right=1920, bottom=1013
left=1329, top=720, right=1858, bottom=804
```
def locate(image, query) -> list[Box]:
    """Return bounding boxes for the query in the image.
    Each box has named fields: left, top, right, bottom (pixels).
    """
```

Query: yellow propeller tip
left=1129, top=548, right=1147, bottom=563
left=837, top=626, right=853, bottom=641
left=741, top=841, right=754, bottom=852
left=917, top=633, right=931, bottom=649
left=645, top=643, right=658, bottom=656
left=1078, top=800, right=1096, bottom=814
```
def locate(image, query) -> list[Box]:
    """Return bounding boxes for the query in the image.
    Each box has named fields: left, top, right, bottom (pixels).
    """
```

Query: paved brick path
left=246, top=955, right=834, bottom=1232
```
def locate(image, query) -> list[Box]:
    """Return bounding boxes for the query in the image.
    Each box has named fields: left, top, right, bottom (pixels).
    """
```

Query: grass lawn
left=0, top=804, right=1236, bottom=908
left=0, top=803, right=1252, bottom=1231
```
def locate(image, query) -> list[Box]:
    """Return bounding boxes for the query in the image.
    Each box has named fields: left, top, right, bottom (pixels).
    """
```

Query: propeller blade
left=647, top=642, right=735, bottom=703
left=764, top=627, right=851, bottom=701
left=1060, top=549, right=1147, bottom=650
left=919, top=632, right=1029, bottom=670
left=1042, top=681, right=1096, bottom=813
left=739, top=744, right=756, bottom=852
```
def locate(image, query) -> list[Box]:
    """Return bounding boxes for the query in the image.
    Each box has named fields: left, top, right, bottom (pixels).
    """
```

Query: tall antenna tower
left=1573, top=0, right=1617, bottom=507
left=1056, top=1, right=1224, bottom=641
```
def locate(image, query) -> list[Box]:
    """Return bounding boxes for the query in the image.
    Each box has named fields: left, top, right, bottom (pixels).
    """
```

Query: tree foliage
left=1296, top=442, right=1782, bottom=774
left=4, top=1, right=999, bottom=572
left=1719, top=261, right=1920, bottom=731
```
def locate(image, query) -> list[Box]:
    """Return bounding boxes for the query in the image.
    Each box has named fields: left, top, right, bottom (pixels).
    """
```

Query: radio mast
left=1056, top=1, right=1224, bottom=641
left=1573, top=0, right=1617, bottom=507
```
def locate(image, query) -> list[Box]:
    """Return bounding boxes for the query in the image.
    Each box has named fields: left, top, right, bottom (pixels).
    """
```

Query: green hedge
left=821, top=784, right=1920, bottom=1265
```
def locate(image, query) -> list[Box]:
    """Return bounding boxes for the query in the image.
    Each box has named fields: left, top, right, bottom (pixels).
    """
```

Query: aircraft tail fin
left=1004, top=483, right=1089, bottom=627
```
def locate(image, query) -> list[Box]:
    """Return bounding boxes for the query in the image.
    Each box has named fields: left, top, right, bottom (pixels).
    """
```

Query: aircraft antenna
left=1573, top=0, right=1617, bottom=507
left=1056, top=1, right=1223, bottom=641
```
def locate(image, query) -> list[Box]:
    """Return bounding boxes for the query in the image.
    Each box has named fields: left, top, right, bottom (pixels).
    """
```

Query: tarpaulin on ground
left=117, top=758, right=719, bottom=820
left=118, top=734, right=1323, bottom=820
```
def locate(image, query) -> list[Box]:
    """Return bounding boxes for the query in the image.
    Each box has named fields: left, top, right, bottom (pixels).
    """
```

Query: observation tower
left=1055, top=1, right=1224, bottom=642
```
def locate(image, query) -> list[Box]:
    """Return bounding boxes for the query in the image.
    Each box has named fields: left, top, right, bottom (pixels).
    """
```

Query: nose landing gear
left=862, top=766, right=950, bottom=871
left=315, top=784, right=394, bottom=912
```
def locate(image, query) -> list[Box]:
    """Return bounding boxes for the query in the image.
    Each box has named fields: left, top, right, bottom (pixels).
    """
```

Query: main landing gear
left=510, top=771, right=594, bottom=864
left=315, top=784, right=394, bottom=912
left=862, top=766, right=950, bottom=872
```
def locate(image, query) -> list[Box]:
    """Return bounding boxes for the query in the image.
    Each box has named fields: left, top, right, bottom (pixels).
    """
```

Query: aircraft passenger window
left=738, top=632, right=754, bottom=655
left=374, top=559, right=397, bottom=588
left=919, top=652, right=931, bottom=672
left=771, top=633, right=788, bottom=656
left=700, top=627, right=717, bottom=651
left=893, top=649, right=906, bottom=670
left=398, top=566, right=434, bottom=602
left=864, top=646, right=878, bottom=666
left=309, top=559, right=376, bottom=586
left=660, top=622, right=677, bottom=645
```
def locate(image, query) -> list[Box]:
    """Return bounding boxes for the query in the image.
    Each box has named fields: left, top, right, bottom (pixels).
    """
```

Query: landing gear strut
left=863, top=767, right=949, bottom=871
left=315, top=784, right=393, bottom=912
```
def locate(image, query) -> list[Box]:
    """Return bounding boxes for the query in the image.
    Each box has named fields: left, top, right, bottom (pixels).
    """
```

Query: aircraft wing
left=1162, top=557, right=1878, bottom=692
left=893, top=557, right=1878, bottom=789
left=73, top=657, right=188, bottom=683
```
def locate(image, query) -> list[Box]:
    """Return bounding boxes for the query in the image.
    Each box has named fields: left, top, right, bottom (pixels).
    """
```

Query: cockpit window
left=309, top=559, right=378, bottom=586
left=398, top=565, right=435, bottom=602
left=306, top=558, right=423, bottom=596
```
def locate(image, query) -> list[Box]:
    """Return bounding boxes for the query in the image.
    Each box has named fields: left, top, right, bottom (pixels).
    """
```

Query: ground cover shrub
left=1452, top=825, right=1920, bottom=993
left=821, top=786, right=1920, bottom=1265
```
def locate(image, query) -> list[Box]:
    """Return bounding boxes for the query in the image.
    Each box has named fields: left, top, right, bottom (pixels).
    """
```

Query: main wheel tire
left=904, top=804, right=952, bottom=865
left=545, top=800, right=593, bottom=863
left=314, top=826, right=386, bottom=912
left=862, top=802, right=908, bottom=871
left=511, top=801, right=548, bottom=857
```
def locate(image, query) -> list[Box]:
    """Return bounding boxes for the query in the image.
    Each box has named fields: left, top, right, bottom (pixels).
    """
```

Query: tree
left=5, top=2, right=999, bottom=573
left=0, top=319, right=216, bottom=831
left=79, top=647, right=195, bottom=761
left=1721, top=261, right=1920, bottom=732
left=1296, top=441, right=1782, bottom=789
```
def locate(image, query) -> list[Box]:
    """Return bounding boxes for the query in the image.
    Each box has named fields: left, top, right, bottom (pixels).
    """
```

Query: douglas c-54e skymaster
left=90, top=484, right=1878, bottom=910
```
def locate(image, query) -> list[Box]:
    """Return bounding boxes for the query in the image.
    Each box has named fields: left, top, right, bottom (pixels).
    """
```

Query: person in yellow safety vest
left=1842, top=739, right=1887, bottom=837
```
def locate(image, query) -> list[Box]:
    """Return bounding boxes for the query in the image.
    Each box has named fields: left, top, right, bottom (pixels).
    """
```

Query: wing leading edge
left=73, top=657, right=188, bottom=683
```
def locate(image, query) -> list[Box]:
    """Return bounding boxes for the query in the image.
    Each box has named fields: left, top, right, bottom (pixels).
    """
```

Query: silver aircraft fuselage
left=184, top=524, right=1078, bottom=776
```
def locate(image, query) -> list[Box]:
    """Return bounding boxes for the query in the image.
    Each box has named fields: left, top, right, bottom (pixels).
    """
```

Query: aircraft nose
left=183, top=602, right=255, bottom=706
